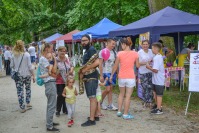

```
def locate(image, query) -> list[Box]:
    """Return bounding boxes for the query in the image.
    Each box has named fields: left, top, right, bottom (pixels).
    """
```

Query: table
left=164, top=67, right=185, bottom=91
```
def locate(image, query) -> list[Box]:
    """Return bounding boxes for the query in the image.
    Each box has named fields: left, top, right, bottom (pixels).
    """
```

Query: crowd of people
left=0, top=34, right=195, bottom=132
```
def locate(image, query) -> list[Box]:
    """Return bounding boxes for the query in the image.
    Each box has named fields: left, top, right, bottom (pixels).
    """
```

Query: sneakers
left=151, top=108, right=163, bottom=115
left=67, top=121, right=72, bottom=127
left=26, top=104, right=32, bottom=110
left=47, top=127, right=60, bottom=132
left=20, top=109, right=26, bottom=113
left=87, top=117, right=99, bottom=121
left=117, top=112, right=123, bottom=117
left=101, top=103, right=107, bottom=110
left=53, top=123, right=59, bottom=126
left=152, top=104, right=157, bottom=110
left=122, top=114, right=134, bottom=120
left=56, top=112, right=60, bottom=117
left=81, top=120, right=96, bottom=127
left=71, top=120, right=74, bottom=125
left=107, top=104, right=118, bottom=111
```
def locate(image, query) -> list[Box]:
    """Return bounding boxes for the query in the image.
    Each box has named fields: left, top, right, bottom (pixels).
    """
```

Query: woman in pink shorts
left=110, top=38, right=139, bottom=120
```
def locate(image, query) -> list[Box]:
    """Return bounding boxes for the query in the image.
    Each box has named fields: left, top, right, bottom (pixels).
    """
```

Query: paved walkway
left=0, top=75, right=199, bottom=133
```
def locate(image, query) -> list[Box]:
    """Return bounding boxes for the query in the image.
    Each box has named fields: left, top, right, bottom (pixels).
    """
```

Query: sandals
left=117, top=112, right=123, bottom=117
left=122, top=114, right=134, bottom=120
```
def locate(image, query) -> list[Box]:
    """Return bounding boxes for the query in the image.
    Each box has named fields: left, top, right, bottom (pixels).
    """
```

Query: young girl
left=62, top=76, right=78, bottom=127
left=97, top=77, right=108, bottom=117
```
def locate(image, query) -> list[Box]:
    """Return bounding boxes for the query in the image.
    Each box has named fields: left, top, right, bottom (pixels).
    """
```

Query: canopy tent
left=109, top=6, right=199, bottom=53
left=73, top=18, right=122, bottom=40
left=44, top=33, right=63, bottom=43
left=52, top=30, right=80, bottom=44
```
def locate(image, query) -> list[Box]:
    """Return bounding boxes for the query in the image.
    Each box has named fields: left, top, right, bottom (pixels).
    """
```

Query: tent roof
left=52, top=30, right=80, bottom=43
left=109, top=6, right=199, bottom=37
left=44, top=33, right=63, bottom=43
left=73, top=18, right=122, bottom=40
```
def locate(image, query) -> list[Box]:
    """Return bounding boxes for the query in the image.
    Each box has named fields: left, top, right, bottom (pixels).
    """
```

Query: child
left=97, top=77, right=108, bottom=117
left=39, top=53, right=54, bottom=78
left=62, top=76, right=78, bottom=127
left=146, top=42, right=165, bottom=115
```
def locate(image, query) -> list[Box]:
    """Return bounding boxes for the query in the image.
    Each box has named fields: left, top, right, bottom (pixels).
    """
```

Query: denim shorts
left=84, top=79, right=98, bottom=98
left=103, top=73, right=117, bottom=86
left=30, top=56, right=35, bottom=63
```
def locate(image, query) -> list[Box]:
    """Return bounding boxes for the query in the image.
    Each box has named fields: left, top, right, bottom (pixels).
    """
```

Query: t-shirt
left=82, top=46, right=98, bottom=79
left=28, top=46, right=36, bottom=56
left=152, top=54, right=165, bottom=86
left=39, top=56, right=54, bottom=83
left=180, top=48, right=190, bottom=54
left=138, top=49, right=154, bottom=74
left=99, top=50, right=116, bottom=73
left=4, top=50, right=12, bottom=60
left=65, top=86, right=76, bottom=104
left=117, top=51, right=138, bottom=79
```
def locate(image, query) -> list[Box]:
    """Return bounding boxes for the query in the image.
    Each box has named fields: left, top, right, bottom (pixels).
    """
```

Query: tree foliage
left=0, top=0, right=199, bottom=45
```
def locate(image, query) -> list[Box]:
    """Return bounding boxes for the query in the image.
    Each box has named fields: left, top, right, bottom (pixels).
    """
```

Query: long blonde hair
left=41, top=43, right=51, bottom=55
left=13, top=40, right=25, bottom=56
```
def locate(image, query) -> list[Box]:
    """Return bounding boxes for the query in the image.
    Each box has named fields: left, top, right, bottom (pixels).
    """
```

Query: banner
left=189, top=51, right=199, bottom=92
left=139, top=32, right=150, bottom=46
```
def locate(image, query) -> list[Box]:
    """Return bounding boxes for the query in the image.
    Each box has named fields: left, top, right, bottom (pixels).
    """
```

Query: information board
left=188, top=51, right=199, bottom=92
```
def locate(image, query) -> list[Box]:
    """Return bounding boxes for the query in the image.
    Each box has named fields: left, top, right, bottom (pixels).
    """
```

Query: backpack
left=36, top=65, right=44, bottom=86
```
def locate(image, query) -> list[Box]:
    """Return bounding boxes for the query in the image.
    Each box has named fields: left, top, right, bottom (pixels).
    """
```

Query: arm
left=52, top=55, right=57, bottom=74
left=39, top=73, right=49, bottom=78
left=146, top=64, right=158, bottom=73
left=82, top=59, right=100, bottom=73
left=62, top=88, right=66, bottom=98
left=27, top=54, right=35, bottom=82
left=75, top=88, right=78, bottom=96
left=136, top=58, right=140, bottom=68
left=111, top=57, right=119, bottom=77
left=98, top=58, right=104, bottom=82
left=165, top=48, right=173, bottom=57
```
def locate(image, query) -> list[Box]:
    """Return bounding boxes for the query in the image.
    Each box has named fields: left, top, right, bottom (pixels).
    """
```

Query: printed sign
left=189, top=51, right=199, bottom=92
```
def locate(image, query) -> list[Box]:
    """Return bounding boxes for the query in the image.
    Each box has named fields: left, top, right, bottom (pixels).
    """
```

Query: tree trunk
left=148, top=0, right=172, bottom=14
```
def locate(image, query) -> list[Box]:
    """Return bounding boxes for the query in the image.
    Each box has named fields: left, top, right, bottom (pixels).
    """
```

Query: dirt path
left=0, top=75, right=199, bottom=133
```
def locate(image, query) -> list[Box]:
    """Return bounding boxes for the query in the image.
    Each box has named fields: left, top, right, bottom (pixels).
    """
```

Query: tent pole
left=178, top=32, right=180, bottom=54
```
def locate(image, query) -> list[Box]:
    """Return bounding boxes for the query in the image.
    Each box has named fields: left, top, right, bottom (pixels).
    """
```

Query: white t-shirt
left=152, top=54, right=165, bottom=86
left=138, top=49, right=154, bottom=74
left=99, top=50, right=116, bottom=73
left=4, top=50, right=12, bottom=60
left=28, top=46, right=36, bottom=56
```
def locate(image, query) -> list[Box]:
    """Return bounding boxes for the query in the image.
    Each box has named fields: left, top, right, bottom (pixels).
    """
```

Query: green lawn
left=74, top=67, right=199, bottom=117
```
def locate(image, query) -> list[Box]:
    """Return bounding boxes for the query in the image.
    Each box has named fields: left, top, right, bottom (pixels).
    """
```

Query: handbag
left=11, top=54, right=24, bottom=81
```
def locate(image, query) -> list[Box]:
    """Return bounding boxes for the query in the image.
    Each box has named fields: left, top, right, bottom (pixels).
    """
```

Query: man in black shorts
left=80, top=34, right=99, bottom=127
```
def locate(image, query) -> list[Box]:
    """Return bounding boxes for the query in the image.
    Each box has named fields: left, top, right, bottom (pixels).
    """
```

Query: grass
left=74, top=66, right=199, bottom=117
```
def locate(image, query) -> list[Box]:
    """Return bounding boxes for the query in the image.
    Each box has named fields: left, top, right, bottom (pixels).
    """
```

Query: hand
left=100, top=76, right=104, bottom=83
left=81, top=68, right=88, bottom=74
left=146, top=63, right=150, bottom=69
left=32, top=76, right=35, bottom=83
left=109, top=76, right=113, bottom=83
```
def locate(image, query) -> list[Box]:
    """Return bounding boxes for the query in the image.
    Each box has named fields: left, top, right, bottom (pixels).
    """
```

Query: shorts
left=30, top=56, right=35, bottom=63
left=84, top=79, right=98, bottom=98
left=152, top=84, right=164, bottom=96
left=96, top=95, right=102, bottom=102
left=103, top=73, right=116, bottom=86
left=118, top=78, right=136, bottom=88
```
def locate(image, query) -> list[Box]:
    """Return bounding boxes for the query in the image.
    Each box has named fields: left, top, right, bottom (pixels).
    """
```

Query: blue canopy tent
left=44, top=33, right=63, bottom=43
left=72, top=18, right=122, bottom=40
left=109, top=6, right=199, bottom=53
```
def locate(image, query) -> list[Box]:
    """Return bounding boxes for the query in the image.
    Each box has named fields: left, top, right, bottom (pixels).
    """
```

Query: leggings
left=66, top=103, right=75, bottom=119
left=15, top=76, right=31, bottom=109
left=140, top=72, right=153, bottom=103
